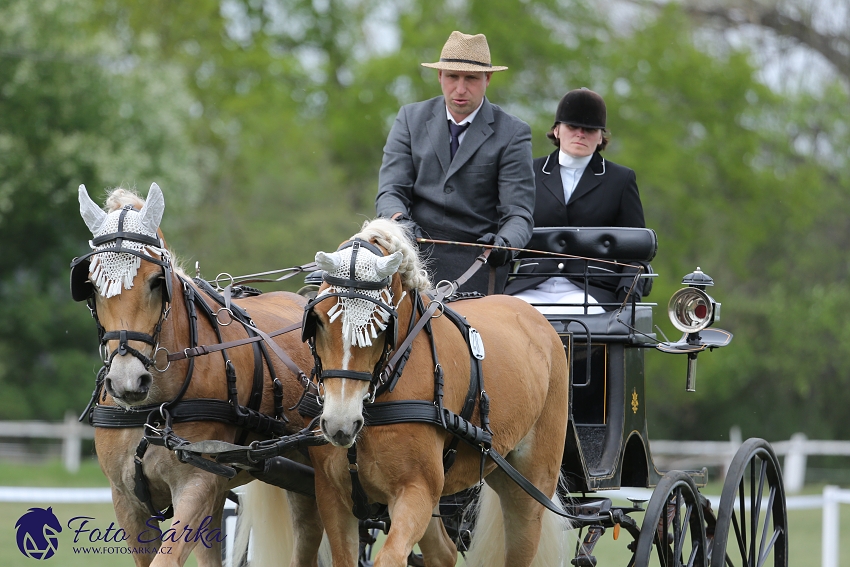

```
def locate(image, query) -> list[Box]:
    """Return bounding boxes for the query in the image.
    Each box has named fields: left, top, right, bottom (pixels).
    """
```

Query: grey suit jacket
left=376, top=96, right=534, bottom=293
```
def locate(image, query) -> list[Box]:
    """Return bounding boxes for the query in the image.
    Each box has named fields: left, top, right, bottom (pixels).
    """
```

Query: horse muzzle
left=320, top=416, right=364, bottom=448
left=104, top=357, right=153, bottom=405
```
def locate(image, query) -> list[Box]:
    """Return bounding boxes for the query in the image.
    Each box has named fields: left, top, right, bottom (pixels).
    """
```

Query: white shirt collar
left=446, top=100, right=483, bottom=126
left=558, top=150, right=593, bottom=170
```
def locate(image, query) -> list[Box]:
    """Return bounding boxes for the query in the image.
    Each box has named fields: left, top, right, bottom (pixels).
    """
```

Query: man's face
left=439, top=70, right=491, bottom=122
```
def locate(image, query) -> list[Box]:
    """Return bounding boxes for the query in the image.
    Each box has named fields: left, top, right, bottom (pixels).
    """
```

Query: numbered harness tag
left=469, top=328, right=485, bottom=360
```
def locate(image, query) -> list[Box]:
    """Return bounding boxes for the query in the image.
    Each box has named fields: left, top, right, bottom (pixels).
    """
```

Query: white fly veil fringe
left=88, top=208, right=169, bottom=299
left=318, top=246, right=406, bottom=348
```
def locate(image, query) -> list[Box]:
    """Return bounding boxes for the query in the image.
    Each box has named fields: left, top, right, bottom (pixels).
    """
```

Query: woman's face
left=554, top=123, right=602, bottom=158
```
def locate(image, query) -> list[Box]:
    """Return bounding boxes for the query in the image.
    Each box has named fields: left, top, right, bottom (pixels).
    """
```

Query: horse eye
left=150, top=277, right=163, bottom=290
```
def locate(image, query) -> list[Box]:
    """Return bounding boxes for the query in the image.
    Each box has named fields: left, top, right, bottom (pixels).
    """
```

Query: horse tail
left=233, top=482, right=294, bottom=566
left=464, top=483, right=504, bottom=567
left=465, top=477, right=573, bottom=567
left=533, top=475, right=573, bottom=567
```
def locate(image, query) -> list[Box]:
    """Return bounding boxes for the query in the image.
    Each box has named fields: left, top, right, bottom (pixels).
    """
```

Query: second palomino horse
left=299, top=218, right=569, bottom=566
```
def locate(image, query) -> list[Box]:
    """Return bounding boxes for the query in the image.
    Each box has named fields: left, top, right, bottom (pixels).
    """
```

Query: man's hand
left=477, top=233, right=512, bottom=266
left=390, top=213, right=425, bottom=241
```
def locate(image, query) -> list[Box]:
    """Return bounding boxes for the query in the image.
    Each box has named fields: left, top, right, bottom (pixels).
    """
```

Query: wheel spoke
left=673, top=490, right=685, bottom=564
left=654, top=528, right=668, bottom=567
left=677, top=502, right=691, bottom=561
left=757, top=485, right=776, bottom=562
left=749, top=459, right=766, bottom=565
left=738, top=477, right=748, bottom=561
left=686, top=543, right=699, bottom=567
left=756, top=530, right=781, bottom=567
left=731, top=509, right=747, bottom=563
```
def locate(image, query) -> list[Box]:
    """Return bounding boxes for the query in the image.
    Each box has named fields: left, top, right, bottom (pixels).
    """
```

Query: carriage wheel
left=709, top=438, right=788, bottom=567
left=633, top=470, right=708, bottom=567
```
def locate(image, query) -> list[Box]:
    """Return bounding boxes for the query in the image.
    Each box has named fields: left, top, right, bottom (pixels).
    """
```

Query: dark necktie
left=449, top=121, right=470, bottom=160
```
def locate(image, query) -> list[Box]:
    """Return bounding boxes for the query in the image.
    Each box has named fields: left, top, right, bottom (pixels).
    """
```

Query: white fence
left=649, top=426, right=850, bottom=493
left=0, top=412, right=93, bottom=473
left=1, top=420, right=848, bottom=493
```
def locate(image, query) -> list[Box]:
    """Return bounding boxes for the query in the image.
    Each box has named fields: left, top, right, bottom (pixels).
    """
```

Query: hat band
left=440, top=57, right=492, bottom=68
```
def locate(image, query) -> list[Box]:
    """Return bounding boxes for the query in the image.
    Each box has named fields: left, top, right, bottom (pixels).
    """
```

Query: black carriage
left=501, top=226, right=787, bottom=567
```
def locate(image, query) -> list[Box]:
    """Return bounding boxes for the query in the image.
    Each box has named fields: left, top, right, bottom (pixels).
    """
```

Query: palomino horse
left=71, top=184, right=323, bottom=567
left=300, top=218, right=570, bottom=566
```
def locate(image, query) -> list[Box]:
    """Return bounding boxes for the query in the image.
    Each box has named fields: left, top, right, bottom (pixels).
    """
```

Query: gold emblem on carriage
left=631, top=388, right=639, bottom=414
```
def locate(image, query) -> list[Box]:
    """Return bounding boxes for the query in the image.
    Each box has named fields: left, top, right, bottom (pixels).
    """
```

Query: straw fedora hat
left=421, top=31, right=508, bottom=73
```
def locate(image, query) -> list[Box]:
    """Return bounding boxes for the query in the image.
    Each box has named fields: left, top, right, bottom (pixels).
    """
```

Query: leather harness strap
left=166, top=322, right=302, bottom=364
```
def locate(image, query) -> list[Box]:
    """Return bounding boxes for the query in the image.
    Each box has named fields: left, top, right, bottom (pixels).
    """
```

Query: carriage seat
left=513, top=227, right=657, bottom=343
left=516, top=227, right=658, bottom=262
left=546, top=306, right=655, bottom=344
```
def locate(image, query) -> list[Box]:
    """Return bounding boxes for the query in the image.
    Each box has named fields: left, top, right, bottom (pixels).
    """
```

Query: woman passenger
left=505, top=88, right=648, bottom=312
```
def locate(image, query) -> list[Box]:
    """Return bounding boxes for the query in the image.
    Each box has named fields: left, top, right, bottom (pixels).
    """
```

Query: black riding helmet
left=554, top=88, right=606, bottom=129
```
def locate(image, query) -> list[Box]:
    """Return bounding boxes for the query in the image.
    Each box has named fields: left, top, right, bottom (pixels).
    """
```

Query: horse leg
left=315, top=472, right=360, bottom=566
left=373, top=483, right=440, bottom=567
left=416, top=507, right=458, bottom=567
left=149, top=472, right=229, bottom=567
left=110, top=487, right=160, bottom=567
left=287, top=491, right=324, bottom=567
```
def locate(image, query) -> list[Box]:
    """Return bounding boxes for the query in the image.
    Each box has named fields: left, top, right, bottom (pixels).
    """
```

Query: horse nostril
left=138, top=372, right=152, bottom=393
left=353, top=419, right=364, bottom=432
left=104, top=378, right=114, bottom=394
left=320, top=418, right=328, bottom=433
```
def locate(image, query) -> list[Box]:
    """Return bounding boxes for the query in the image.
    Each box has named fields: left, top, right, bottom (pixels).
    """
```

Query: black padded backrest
left=518, top=227, right=657, bottom=262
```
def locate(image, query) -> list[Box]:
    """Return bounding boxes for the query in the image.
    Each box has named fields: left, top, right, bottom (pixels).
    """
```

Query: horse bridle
left=302, top=239, right=401, bottom=401
left=70, top=205, right=173, bottom=371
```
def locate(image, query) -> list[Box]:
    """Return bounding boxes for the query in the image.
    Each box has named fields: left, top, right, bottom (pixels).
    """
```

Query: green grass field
left=1, top=458, right=848, bottom=566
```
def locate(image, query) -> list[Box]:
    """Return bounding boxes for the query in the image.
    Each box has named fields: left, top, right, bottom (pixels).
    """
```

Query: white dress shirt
left=558, top=151, right=593, bottom=204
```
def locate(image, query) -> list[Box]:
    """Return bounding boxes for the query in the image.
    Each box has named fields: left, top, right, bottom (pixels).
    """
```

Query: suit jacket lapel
left=540, top=150, right=566, bottom=207
left=446, top=98, right=494, bottom=179
left=568, top=151, right=604, bottom=205
left=426, top=102, right=451, bottom=174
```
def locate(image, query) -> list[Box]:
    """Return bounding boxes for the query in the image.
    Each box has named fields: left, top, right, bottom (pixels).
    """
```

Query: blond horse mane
left=104, top=187, right=146, bottom=212
left=352, top=218, right=432, bottom=292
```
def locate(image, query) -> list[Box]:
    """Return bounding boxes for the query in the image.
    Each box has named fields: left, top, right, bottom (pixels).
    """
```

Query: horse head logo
left=15, top=507, right=62, bottom=560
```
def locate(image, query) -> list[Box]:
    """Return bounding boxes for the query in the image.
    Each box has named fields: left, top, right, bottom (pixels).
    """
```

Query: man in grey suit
left=376, top=31, right=535, bottom=294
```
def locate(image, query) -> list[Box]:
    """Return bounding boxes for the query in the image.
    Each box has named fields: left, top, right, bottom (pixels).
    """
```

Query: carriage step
left=563, top=497, right=612, bottom=518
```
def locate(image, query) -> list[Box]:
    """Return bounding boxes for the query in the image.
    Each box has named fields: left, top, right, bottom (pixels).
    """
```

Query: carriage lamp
left=657, top=268, right=732, bottom=392
left=667, top=268, right=720, bottom=333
